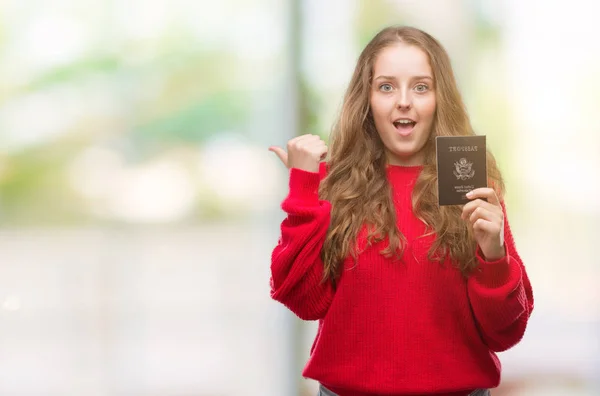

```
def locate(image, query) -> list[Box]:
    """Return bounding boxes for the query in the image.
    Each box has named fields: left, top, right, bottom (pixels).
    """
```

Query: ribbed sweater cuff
left=474, top=248, right=521, bottom=290
left=288, top=167, right=321, bottom=204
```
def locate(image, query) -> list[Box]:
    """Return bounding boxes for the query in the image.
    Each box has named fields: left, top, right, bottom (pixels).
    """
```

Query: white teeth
left=395, top=120, right=414, bottom=124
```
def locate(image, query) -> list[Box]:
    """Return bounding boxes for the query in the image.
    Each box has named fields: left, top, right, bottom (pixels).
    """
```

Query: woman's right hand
left=268, top=134, right=328, bottom=173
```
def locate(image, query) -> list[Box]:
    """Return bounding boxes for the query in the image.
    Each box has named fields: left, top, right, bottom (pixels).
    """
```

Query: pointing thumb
left=268, top=146, right=289, bottom=168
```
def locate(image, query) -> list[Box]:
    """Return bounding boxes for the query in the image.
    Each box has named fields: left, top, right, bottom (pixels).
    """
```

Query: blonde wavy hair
left=319, top=26, right=504, bottom=285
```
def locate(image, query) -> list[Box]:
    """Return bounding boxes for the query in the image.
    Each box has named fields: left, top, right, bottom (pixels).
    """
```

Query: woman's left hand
left=461, top=188, right=506, bottom=261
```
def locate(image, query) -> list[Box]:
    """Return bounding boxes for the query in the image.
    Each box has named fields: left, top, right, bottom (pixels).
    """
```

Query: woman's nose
left=396, top=91, right=412, bottom=110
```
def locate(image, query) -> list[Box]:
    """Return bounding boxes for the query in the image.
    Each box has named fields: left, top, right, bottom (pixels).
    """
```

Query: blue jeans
left=318, top=384, right=491, bottom=396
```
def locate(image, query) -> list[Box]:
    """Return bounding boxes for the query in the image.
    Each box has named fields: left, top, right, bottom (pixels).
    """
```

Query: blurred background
left=0, top=0, right=599, bottom=395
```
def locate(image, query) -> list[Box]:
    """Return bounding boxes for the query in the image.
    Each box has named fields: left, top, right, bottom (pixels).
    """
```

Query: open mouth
left=393, top=119, right=416, bottom=134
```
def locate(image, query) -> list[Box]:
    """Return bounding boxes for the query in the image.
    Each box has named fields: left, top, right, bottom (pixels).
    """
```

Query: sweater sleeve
left=467, top=201, right=534, bottom=352
left=269, top=163, right=335, bottom=320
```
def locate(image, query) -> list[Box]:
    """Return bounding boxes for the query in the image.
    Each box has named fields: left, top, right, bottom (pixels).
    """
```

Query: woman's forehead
left=372, top=43, right=432, bottom=79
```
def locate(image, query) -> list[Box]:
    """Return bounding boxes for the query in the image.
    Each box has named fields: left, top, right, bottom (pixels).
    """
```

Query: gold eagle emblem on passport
left=453, top=158, right=475, bottom=180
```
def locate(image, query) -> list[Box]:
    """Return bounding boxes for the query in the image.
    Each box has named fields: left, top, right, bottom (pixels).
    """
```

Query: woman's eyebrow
left=373, top=75, right=397, bottom=81
left=373, top=75, right=433, bottom=81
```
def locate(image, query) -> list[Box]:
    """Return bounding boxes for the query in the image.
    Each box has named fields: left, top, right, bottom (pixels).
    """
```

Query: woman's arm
left=270, top=164, right=335, bottom=320
left=467, top=202, right=534, bottom=352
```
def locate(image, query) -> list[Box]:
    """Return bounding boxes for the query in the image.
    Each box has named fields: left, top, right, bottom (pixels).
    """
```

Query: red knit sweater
left=270, top=163, right=534, bottom=396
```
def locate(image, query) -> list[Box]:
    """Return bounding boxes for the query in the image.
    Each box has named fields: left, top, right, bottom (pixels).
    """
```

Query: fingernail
left=466, top=191, right=473, bottom=197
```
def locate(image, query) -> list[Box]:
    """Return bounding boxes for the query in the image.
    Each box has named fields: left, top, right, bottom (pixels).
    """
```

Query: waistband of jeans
left=319, top=384, right=490, bottom=396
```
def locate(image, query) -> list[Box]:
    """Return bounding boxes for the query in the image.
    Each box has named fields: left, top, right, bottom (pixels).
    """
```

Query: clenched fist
left=268, top=134, right=328, bottom=173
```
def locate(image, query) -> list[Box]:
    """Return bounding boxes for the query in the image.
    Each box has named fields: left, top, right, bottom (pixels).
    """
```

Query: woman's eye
left=415, top=84, right=429, bottom=92
left=379, top=83, right=393, bottom=92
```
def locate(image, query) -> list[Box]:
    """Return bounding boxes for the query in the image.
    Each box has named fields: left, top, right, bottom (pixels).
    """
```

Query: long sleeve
left=270, top=165, right=335, bottom=320
left=467, top=202, right=534, bottom=352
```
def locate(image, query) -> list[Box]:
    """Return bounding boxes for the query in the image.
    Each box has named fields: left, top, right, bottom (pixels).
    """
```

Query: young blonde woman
left=268, top=26, right=533, bottom=396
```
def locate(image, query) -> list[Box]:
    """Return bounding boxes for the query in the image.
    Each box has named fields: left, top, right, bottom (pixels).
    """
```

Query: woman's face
left=369, top=42, right=437, bottom=166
